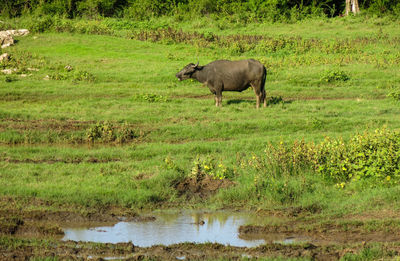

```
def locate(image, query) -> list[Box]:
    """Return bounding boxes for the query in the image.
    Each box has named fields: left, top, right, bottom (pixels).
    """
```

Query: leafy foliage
left=190, top=156, right=233, bottom=180
left=257, top=128, right=400, bottom=187
left=320, top=69, right=350, bottom=83
left=132, top=93, right=169, bottom=103
left=1, top=0, right=400, bottom=21
left=86, top=121, right=136, bottom=143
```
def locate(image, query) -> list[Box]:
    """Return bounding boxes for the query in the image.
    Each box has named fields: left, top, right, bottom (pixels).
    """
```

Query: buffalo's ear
left=194, top=61, right=199, bottom=68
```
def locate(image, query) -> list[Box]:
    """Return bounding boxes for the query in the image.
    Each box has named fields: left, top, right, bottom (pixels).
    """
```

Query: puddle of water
left=62, top=211, right=266, bottom=247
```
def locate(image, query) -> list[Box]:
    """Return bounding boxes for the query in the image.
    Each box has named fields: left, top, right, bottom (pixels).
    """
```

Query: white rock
left=1, top=68, right=16, bottom=74
left=0, top=29, right=29, bottom=48
left=0, top=53, right=9, bottom=62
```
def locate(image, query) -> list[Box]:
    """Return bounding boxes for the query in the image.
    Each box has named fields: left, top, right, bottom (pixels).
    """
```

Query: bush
left=190, top=155, right=233, bottom=180
left=253, top=128, right=400, bottom=187
left=1, top=0, right=400, bottom=21
left=316, top=128, right=400, bottom=185
left=86, top=121, right=136, bottom=143
left=320, top=69, right=350, bottom=83
left=132, top=93, right=169, bottom=103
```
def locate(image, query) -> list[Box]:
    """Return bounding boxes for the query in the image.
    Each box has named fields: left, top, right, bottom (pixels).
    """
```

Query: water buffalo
left=176, top=59, right=267, bottom=108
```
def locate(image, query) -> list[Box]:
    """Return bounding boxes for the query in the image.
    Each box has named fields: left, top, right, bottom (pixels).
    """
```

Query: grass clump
left=132, top=93, right=169, bottom=103
left=86, top=121, right=136, bottom=143
left=49, top=68, right=96, bottom=83
left=320, top=69, right=350, bottom=83
left=387, top=89, right=400, bottom=101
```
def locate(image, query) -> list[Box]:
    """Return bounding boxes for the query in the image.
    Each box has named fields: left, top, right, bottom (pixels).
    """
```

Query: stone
left=0, top=29, right=29, bottom=48
left=1, top=68, right=16, bottom=74
left=0, top=53, right=10, bottom=62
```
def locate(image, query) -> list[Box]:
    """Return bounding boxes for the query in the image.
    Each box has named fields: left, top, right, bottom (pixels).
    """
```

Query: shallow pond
left=62, top=211, right=269, bottom=247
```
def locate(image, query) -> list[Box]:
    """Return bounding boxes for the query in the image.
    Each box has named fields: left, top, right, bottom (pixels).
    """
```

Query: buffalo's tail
left=262, top=66, right=267, bottom=91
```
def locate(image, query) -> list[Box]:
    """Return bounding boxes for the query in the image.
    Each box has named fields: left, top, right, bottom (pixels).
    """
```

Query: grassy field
left=2, top=15, right=400, bottom=259
left=1, top=16, right=400, bottom=213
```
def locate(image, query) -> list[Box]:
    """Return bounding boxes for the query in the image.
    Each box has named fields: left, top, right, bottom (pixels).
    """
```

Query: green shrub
left=73, top=70, right=96, bottom=82
left=132, top=93, right=169, bottom=103
left=86, top=121, right=135, bottom=143
left=316, top=128, right=400, bottom=185
left=253, top=128, right=400, bottom=187
left=320, top=69, right=350, bottom=83
left=190, top=155, right=233, bottom=180
left=49, top=68, right=96, bottom=82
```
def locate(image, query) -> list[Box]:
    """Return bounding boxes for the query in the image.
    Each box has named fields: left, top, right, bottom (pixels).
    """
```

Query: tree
left=345, top=0, right=360, bottom=15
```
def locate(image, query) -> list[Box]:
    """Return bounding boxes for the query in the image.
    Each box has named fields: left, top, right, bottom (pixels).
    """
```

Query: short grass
left=1, top=17, right=400, bottom=215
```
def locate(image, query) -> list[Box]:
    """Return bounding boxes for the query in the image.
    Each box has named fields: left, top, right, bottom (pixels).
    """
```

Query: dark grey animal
left=176, top=59, right=267, bottom=108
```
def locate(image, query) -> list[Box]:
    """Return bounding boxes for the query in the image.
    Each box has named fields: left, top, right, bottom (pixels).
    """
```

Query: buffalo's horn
left=195, top=61, right=199, bottom=68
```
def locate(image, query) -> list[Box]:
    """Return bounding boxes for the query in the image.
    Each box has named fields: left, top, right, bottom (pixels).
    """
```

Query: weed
left=4, top=75, right=17, bottom=82
left=132, top=93, right=169, bottom=103
left=190, top=156, right=232, bottom=180
left=387, top=89, right=400, bottom=101
left=49, top=69, right=95, bottom=82
left=341, top=244, right=385, bottom=260
left=86, top=121, right=135, bottom=143
left=266, top=96, right=284, bottom=106
left=73, top=70, right=96, bottom=83
left=320, top=69, right=350, bottom=83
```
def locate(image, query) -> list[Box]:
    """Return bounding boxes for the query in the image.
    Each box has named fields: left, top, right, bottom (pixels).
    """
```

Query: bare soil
left=175, top=175, right=236, bottom=199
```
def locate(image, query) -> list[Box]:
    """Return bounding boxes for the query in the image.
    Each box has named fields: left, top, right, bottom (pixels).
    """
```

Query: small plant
left=86, top=121, right=115, bottom=143
left=266, top=96, right=284, bottom=106
left=48, top=71, right=68, bottom=80
left=387, top=89, right=400, bottom=101
left=4, top=75, right=17, bottom=82
left=115, top=122, right=136, bottom=143
left=73, top=70, right=96, bottom=82
left=190, top=156, right=231, bottom=180
left=132, top=93, right=169, bottom=103
left=86, top=121, right=135, bottom=143
left=320, top=69, right=350, bottom=83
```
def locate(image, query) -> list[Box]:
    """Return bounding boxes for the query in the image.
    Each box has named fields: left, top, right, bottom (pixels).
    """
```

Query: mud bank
left=1, top=197, right=400, bottom=260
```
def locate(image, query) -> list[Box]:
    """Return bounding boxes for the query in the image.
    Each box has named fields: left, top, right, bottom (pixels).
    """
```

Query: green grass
left=1, top=17, right=400, bottom=214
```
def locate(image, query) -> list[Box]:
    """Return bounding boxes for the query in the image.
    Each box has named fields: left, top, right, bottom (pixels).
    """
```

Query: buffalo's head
left=175, top=61, right=199, bottom=81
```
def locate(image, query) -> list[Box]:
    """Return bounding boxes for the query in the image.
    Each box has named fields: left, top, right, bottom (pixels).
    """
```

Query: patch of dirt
left=239, top=221, right=400, bottom=245
left=175, top=175, right=235, bottom=199
left=7, top=237, right=399, bottom=261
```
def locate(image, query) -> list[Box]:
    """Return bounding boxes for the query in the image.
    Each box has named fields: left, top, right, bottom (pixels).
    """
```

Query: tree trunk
left=345, top=0, right=351, bottom=15
left=345, top=0, right=360, bottom=15
left=351, top=0, right=360, bottom=14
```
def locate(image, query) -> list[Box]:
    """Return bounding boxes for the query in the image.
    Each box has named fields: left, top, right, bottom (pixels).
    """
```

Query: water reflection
left=63, top=211, right=266, bottom=247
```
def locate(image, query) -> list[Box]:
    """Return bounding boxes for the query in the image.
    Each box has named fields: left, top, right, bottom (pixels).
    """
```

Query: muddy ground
left=1, top=197, right=400, bottom=260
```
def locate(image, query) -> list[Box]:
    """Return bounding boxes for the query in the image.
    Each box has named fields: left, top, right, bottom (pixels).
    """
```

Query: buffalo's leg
left=251, top=80, right=264, bottom=109
left=262, top=89, right=267, bottom=107
left=256, top=94, right=261, bottom=109
left=211, top=84, right=223, bottom=107
left=215, top=92, right=222, bottom=107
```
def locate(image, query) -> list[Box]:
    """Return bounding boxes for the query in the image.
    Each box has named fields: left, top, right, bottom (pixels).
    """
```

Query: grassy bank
left=1, top=17, right=400, bottom=217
